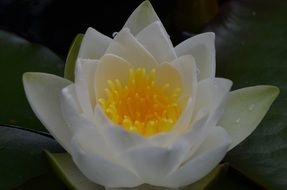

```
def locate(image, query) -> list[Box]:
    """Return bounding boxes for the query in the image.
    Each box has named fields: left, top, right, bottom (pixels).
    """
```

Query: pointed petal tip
left=199, top=32, right=215, bottom=40
left=207, top=32, right=215, bottom=39
left=86, top=27, right=95, bottom=33
left=267, top=85, right=280, bottom=97
left=221, top=85, right=280, bottom=151
left=23, top=72, right=39, bottom=80
left=124, top=0, right=159, bottom=35
left=22, top=72, right=73, bottom=153
left=23, top=72, right=62, bottom=83
left=141, top=0, right=153, bottom=9
left=23, top=72, right=31, bottom=82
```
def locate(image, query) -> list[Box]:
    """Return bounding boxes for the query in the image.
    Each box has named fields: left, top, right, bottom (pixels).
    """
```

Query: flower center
left=98, top=68, right=182, bottom=136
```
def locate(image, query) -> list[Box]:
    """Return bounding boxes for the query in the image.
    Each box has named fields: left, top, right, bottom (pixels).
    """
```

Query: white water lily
left=23, top=1, right=279, bottom=189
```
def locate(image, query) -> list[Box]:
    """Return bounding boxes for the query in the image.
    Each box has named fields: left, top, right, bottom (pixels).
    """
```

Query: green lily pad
left=0, top=30, right=64, bottom=131
left=45, top=151, right=104, bottom=190
left=205, top=0, right=287, bottom=189
left=64, top=34, right=84, bottom=81
left=0, top=125, right=64, bottom=190
left=14, top=174, right=65, bottom=190
left=203, top=165, right=262, bottom=190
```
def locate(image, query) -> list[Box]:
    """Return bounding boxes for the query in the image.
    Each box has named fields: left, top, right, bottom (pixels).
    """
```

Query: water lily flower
left=23, top=1, right=279, bottom=189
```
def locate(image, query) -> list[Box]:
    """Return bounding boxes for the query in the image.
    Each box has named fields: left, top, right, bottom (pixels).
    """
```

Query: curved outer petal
left=136, top=21, right=176, bottom=63
left=74, top=59, right=98, bottom=119
left=95, top=54, right=132, bottom=100
left=61, top=84, right=97, bottom=133
left=122, top=111, right=208, bottom=186
left=219, top=85, right=279, bottom=150
left=105, top=28, right=158, bottom=70
left=78, top=27, right=112, bottom=60
left=172, top=98, right=194, bottom=132
left=158, top=126, right=231, bottom=188
left=124, top=141, right=190, bottom=186
left=194, top=78, right=233, bottom=128
left=172, top=109, right=209, bottom=154
left=175, top=33, right=215, bottom=80
left=23, top=73, right=72, bottom=153
left=178, top=78, right=232, bottom=160
left=170, top=55, right=198, bottom=98
left=71, top=128, right=143, bottom=188
left=123, top=1, right=160, bottom=35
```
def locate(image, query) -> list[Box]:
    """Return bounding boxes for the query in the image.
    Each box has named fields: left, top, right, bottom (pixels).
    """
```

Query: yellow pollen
left=98, top=68, right=182, bottom=136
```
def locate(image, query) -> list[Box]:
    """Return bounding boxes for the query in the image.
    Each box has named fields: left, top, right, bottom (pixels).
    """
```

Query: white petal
left=175, top=33, right=215, bottom=80
left=130, top=111, right=208, bottom=184
left=78, top=27, right=112, bottom=60
left=172, top=98, right=194, bottom=132
left=105, top=28, right=157, bottom=69
left=71, top=129, right=143, bottom=188
left=23, top=73, right=72, bottom=153
left=155, top=63, right=182, bottom=94
left=61, top=84, right=97, bottom=133
left=160, top=126, right=231, bottom=188
left=123, top=1, right=160, bottom=35
left=125, top=139, right=190, bottom=186
left=194, top=78, right=232, bottom=129
left=95, top=54, right=132, bottom=100
left=75, top=59, right=98, bottom=119
left=176, top=109, right=209, bottom=161
left=170, top=55, right=197, bottom=97
left=93, top=105, right=149, bottom=152
left=136, top=21, right=176, bottom=63
left=219, top=86, right=279, bottom=150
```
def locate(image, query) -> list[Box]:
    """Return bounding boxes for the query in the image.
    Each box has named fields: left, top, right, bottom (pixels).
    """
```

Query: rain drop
left=112, top=32, right=118, bottom=38
left=196, top=68, right=200, bottom=75
left=235, top=118, right=241, bottom=124
left=249, top=104, right=255, bottom=111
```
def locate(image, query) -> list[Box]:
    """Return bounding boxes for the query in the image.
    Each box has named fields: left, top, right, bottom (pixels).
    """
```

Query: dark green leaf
left=45, top=151, right=103, bottom=190
left=0, top=125, right=64, bottom=190
left=205, top=0, right=287, bottom=189
left=14, top=174, right=66, bottom=190
left=183, top=164, right=262, bottom=190
left=204, top=165, right=262, bottom=190
left=64, top=34, right=84, bottom=81
left=184, top=164, right=224, bottom=190
left=0, top=30, right=64, bottom=131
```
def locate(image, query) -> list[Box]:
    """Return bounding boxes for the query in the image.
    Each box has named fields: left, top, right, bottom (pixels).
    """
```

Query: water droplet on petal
left=235, top=118, right=241, bottom=124
left=112, top=32, right=118, bottom=38
left=196, top=68, right=200, bottom=75
left=249, top=104, right=255, bottom=111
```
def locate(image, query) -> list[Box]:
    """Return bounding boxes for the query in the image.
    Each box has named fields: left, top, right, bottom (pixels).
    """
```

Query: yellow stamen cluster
left=98, top=68, right=182, bottom=136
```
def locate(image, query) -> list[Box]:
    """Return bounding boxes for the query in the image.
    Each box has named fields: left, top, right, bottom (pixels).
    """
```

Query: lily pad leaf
left=205, top=0, right=287, bottom=189
left=220, top=86, right=279, bottom=150
left=0, top=30, right=64, bottom=131
left=45, top=151, right=104, bottom=190
left=0, top=125, right=64, bottom=190
left=183, top=164, right=224, bottom=190
left=64, top=34, right=84, bottom=81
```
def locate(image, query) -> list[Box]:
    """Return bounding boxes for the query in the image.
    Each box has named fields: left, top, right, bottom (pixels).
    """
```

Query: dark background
left=0, top=0, right=176, bottom=56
